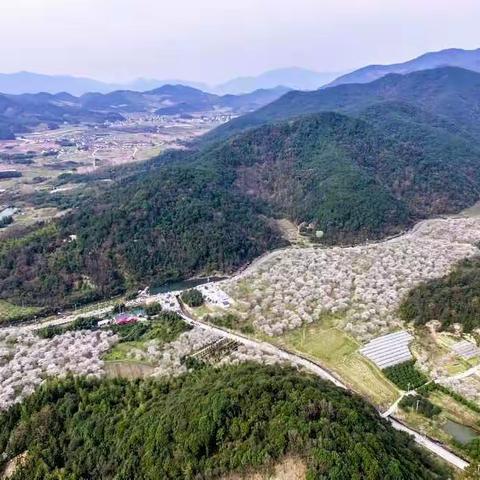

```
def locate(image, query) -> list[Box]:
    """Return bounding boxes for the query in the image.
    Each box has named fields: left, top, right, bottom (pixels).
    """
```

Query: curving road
left=178, top=302, right=470, bottom=471
left=4, top=216, right=472, bottom=471
left=178, top=301, right=346, bottom=388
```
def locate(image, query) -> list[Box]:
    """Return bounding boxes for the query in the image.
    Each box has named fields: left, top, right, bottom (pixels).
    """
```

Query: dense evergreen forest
left=0, top=364, right=451, bottom=479
left=0, top=163, right=284, bottom=310
left=400, top=256, right=480, bottom=332
left=3, top=66, right=480, bottom=311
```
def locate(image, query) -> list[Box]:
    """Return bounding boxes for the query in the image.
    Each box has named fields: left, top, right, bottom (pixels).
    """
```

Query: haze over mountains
left=2, top=47, right=480, bottom=98
left=207, top=66, right=480, bottom=142
left=0, top=71, right=210, bottom=96
left=0, top=67, right=335, bottom=96
left=327, top=47, right=480, bottom=87
left=214, top=67, right=340, bottom=94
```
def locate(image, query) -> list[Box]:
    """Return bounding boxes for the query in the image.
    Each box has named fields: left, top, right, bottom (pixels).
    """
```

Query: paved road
left=178, top=302, right=346, bottom=389
left=6, top=286, right=471, bottom=470
left=389, top=418, right=469, bottom=471
left=7, top=307, right=114, bottom=333
left=179, top=303, right=470, bottom=471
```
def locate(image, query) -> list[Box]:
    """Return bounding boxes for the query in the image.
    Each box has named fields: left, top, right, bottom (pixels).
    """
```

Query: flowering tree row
left=121, top=326, right=286, bottom=377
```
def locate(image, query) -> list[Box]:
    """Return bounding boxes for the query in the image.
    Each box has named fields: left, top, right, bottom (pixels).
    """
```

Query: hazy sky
left=0, top=0, right=479, bottom=84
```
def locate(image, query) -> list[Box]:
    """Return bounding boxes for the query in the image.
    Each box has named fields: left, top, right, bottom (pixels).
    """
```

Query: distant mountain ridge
left=0, top=71, right=118, bottom=96
left=327, top=47, right=480, bottom=87
left=214, top=67, right=341, bottom=94
left=205, top=66, right=480, bottom=143
left=0, top=84, right=290, bottom=139
left=3, top=48, right=480, bottom=96
left=0, top=68, right=338, bottom=96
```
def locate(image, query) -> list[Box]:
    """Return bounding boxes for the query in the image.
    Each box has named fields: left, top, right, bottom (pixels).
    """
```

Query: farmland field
left=397, top=389, right=480, bottom=458
left=275, top=318, right=399, bottom=408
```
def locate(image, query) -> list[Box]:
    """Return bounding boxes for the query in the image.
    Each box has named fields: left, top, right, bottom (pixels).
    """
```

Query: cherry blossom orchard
left=225, top=218, right=480, bottom=340
left=0, top=325, right=286, bottom=409
left=117, top=327, right=285, bottom=378
left=0, top=329, right=118, bottom=410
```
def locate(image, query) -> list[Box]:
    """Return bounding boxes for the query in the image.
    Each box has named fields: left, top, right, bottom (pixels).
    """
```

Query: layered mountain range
left=3, top=66, right=480, bottom=310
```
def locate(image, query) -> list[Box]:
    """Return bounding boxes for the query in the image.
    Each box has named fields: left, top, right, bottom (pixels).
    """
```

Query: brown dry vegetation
left=222, top=457, right=306, bottom=480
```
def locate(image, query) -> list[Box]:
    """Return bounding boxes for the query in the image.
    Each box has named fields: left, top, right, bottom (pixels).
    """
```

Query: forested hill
left=0, top=364, right=451, bottom=479
left=204, top=66, right=480, bottom=143
left=3, top=107, right=480, bottom=310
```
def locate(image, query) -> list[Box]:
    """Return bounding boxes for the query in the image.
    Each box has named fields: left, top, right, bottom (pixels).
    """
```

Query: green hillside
left=0, top=164, right=283, bottom=310
left=205, top=67, right=480, bottom=143
left=0, top=364, right=451, bottom=479
left=4, top=102, right=480, bottom=311
left=400, top=256, right=480, bottom=332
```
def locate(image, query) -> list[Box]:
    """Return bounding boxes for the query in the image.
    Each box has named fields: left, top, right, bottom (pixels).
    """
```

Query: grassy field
left=104, top=360, right=156, bottom=379
left=0, top=300, right=41, bottom=325
left=188, top=304, right=226, bottom=319
left=430, top=390, right=480, bottom=430
left=102, top=341, right=149, bottom=362
left=275, top=318, right=399, bottom=409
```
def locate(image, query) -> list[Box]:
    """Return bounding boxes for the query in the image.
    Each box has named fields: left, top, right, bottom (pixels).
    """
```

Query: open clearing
left=223, top=457, right=306, bottom=480
left=276, top=319, right=399, bottom=408
left=0, top=300, right=41, bottom=325
left=104, top=360, right=156, bottom=379
left=102, top=341, right=151, bottom=363
left=396, top=390, right=480, bottom=460
left=412, top=328, right=480, bottom=379
left=430, top=391, right=480, bottom=430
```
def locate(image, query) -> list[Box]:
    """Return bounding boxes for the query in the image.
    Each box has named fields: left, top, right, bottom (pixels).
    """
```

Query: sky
left=0, top=0, right=479, bottom=84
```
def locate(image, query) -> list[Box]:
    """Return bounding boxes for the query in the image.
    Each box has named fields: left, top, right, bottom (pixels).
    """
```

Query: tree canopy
left=0, top=364, right=450, bottom=479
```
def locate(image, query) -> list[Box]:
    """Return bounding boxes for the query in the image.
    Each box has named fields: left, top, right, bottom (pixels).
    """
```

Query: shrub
left=144, top=302, right=162, bottom=317
left=207, top=313, right=239, bottom=329
left=110, top=311, right=190, bottom=346
left=399, top=394, right=441, bottom=418
left=37, top=316, right=99, bottom=339
left=180, top=289, right=204, bottom=307
left=112, top=302, right=126, bottom=314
